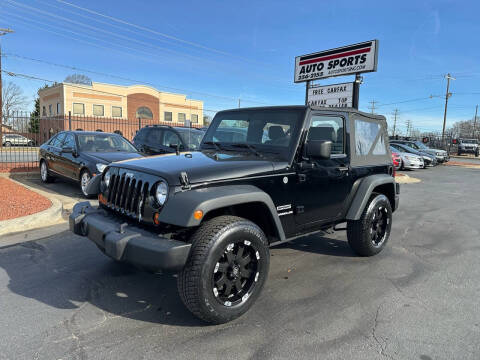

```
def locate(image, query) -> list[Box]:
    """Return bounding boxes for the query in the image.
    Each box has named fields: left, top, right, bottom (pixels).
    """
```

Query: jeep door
left=294, top=113, right=352, bottom=229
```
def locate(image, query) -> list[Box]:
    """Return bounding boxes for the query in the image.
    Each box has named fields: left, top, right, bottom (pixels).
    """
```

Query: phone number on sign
left=297, top=72, right=324, bottom=81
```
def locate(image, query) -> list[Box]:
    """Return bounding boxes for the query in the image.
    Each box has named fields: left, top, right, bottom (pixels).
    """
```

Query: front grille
left=106, top=173, right=150, bottom=219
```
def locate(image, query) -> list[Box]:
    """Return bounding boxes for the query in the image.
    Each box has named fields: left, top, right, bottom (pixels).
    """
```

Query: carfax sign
left=294, top=40, right=378, bottom=83
left=307, top=82, right=353, bottom=108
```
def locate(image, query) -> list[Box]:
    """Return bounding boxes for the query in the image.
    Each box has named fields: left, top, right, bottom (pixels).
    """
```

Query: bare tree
left=2, top=81, right=28, bottom=123
left=64, top=74, right=92, bottom=85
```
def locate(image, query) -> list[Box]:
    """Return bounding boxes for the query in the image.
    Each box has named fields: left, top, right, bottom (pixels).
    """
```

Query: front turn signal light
left=193, top=210, right=203, bottom=220
left=98, top=194, right=107, bottom=204
left=153, top=212, right=160, bottom=225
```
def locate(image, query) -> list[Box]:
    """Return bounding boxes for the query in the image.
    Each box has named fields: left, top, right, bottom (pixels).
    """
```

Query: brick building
left=37, top=82, right=204, bottom=141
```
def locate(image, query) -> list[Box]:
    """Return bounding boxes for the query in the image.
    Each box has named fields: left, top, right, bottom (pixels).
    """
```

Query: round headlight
left=103, top=171, right=111, bottom=187
left=155, top=181, right=168, bottom=205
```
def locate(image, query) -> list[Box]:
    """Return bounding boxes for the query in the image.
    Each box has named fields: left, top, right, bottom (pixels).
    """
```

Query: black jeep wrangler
left=70, top=106, right=399, bottom=324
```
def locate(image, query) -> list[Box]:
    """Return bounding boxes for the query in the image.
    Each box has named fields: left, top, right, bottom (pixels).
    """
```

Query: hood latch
left=179, top=171, right=191, bottom=190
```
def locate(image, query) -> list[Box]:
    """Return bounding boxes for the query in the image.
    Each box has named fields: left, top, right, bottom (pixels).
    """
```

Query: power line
left=1, top=53, right=272, bottom=105
left=368, top=100, right=378, bottom=114
left=0, top=69, right=222, bottom=113
left=55, top=0, right=256, bottom=63
left=377, top=95, right=442, bottom=108
left=1, top=7, right=299, bottom=92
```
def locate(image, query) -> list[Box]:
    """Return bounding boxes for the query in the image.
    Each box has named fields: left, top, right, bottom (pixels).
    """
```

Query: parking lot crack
left=371, top=305, right=396, bottom=360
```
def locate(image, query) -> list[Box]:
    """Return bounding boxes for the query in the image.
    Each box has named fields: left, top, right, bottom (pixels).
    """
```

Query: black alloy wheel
left=370, top=206, right=389, bottom=248
left=212, top=240, right=260, bottom=307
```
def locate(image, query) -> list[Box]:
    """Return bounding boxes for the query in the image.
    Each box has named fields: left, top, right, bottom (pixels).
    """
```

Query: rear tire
left=4, top=141, right=11, bottom=147
left=178, top=215, right=270, bottom=324
left=347, top=193, right=392, bottom=257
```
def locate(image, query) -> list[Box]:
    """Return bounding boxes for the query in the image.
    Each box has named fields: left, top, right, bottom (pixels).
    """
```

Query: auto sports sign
left=294, top=40, right=378, bottom=83
left=307, top=82, right=353, bottom=108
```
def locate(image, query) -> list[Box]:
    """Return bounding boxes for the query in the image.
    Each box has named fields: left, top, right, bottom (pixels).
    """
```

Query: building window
left=136, top=106, right=153, bottom=120
left=42, top=106, right=46, bottom=116
left=56, top=103, right=61, bottom=115
left=48, top=104, right=53, bottom=116
left=191, top=114, right=198, bottom=123
left=93, top=104, right=104, bottom=116
left=178, top=113, right=186, bottom=122
left=164, top=112, right=172, bottom=122
left=112, top=106, right=122, bottom=118
left=73, top=103, right=85, bottom=115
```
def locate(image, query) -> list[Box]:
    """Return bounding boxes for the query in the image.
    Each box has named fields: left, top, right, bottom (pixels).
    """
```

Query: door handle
left=337, top=166, right=349, bottom=172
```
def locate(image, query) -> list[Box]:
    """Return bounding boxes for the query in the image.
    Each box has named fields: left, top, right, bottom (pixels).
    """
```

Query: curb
left=0, top=180, right=65, bottom=237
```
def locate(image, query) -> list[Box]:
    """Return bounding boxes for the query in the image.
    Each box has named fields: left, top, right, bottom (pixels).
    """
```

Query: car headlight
left=96, top=163, right=107, bottom=173
left=155, top=181, right=168, bottom=205
left=103, top=170, right=111, bottom=188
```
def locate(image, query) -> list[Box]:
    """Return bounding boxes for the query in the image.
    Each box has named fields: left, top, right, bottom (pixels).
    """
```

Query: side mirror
left=61, top=146, right=73, bottom=153
left=306, top=140, right=332, bottom=160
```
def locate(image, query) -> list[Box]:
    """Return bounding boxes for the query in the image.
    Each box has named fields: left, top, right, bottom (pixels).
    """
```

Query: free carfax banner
left=294, top=40, right=378, bottom=83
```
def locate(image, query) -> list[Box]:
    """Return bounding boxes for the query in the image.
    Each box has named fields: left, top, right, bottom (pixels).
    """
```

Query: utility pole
left=0, top=28, right=14, bottom=149
left=368, top=100, right=378, bottom=114
left=405, top=119, right=412, bottom=137
left=473, top=104, right=478, bottom=138
left=392, top=108, right=399, bottom=136
left=238, top=99, right=241, bottom=108
left=441, top=73, right=455, bottom=147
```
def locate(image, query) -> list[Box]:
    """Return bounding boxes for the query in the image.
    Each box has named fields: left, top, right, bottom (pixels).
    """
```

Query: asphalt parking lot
left=1, top=165, right=479, bottom=360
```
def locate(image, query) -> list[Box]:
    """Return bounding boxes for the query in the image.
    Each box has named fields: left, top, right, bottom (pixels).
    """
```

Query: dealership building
left=37, top=82, right=204, bottom=141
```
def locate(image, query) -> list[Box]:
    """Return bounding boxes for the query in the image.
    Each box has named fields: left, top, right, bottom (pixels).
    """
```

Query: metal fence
left=0, top=111, right=203, bottom=173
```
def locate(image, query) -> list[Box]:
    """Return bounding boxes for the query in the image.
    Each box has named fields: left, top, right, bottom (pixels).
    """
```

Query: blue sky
left=1, top=0, right=479, bottom=133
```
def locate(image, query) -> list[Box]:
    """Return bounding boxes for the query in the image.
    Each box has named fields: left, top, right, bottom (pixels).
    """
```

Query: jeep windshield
left=201, top=108, right=305, bottom=160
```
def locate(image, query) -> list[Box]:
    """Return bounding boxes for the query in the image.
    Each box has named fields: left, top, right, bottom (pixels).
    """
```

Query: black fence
left=0, top=111, right=203, bottom=173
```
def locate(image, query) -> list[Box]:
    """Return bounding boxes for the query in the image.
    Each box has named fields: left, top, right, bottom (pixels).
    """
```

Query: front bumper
left=69, top=202, right=191, bottom=272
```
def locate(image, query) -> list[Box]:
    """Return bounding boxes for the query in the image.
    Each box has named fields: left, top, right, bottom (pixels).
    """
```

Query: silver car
left=2, top=134, right=35, bottom=147
left=393, top=148, right=425, bottom=169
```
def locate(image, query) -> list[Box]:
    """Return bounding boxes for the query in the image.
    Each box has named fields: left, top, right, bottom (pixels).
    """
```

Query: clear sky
left=1, top=0, right=479, bottom=134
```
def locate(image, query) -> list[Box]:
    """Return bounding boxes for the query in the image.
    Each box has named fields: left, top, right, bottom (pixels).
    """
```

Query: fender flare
left=346, top=174, right=396, bottom=220
left=158, top=184, right=286, bottom=241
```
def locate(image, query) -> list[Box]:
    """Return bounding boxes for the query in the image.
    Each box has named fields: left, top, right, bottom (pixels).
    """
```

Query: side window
left=62, top=134, right=76, bottom=149
left=163, top=131, right=182, bottom=147
left=308, top=115, right=344, bottom=154
left=50, top=133, right=66, bottom=147
left=146, top=128, right=162, bottom=145
left=47, top=134, right=58, bottom=145
left=355, top=119, right=386, bottom=155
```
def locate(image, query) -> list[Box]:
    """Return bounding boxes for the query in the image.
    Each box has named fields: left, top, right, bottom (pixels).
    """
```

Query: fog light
left=193, top=210, right=203, bottom=220
left=153, top=212, right=160, bottom=225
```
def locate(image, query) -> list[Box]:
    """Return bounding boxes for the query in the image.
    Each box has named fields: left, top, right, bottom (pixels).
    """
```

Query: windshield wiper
left=202, top=141, right=223, bottom=151
left=229, top=143, right=263, bottom=158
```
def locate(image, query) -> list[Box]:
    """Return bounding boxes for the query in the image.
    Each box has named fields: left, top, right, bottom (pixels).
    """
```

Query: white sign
left=307, top=82, right=353, bottom=108
left=295, top=40, right=378, bottom=83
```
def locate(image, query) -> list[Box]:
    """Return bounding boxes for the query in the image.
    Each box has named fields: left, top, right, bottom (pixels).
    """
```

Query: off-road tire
left=347, top=193, right=392, bottom=256
left=40, top=160, right=54, bottom=183
left=178, top=215, right=270, bottom=324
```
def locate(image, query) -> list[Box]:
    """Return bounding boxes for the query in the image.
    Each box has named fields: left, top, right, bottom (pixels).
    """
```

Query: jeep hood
left=110, top=151, right=283, bottom=185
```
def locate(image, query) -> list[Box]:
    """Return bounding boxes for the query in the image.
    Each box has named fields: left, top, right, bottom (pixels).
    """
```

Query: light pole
left=0, top=28, right=14, bottom=148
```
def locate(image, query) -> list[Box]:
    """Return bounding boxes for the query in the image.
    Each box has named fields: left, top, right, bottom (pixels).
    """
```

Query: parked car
left=390, top=143, right=436, bottom=167
left=390, top=145, right=424, bottom=169
left=70, top=105, right=399, bottom=324
left=132, top=125, right=205, bottom=155
left=457, top=138, right=479, bottom=156
left=390, top=140, right=448, bottom=163
left=39, top=131, right=143, bottom=196
left=2, top=133, right=35, bottom=147
left=391, top=150, right=401, bottom=170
